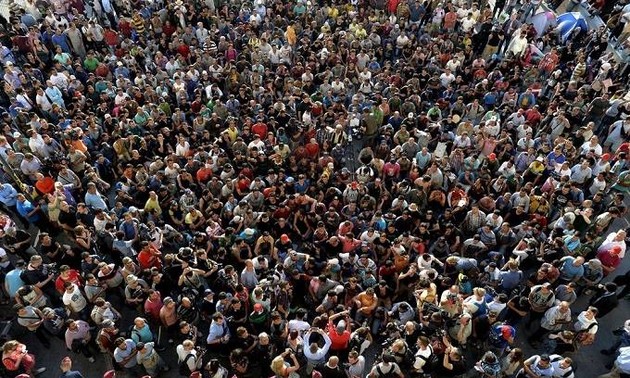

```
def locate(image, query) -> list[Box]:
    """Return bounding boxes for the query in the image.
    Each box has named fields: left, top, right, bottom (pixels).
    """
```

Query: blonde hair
left=270, top=356, right=286, bottom=376
left=2, top=340, right=20, bottom=353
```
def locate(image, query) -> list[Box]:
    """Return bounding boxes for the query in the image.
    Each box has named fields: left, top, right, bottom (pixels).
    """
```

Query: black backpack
left=415, top=346, right=440, bottom=374
left=376, top=364, right=398, bottom=378
left=179, top=353, right=195, bottom=376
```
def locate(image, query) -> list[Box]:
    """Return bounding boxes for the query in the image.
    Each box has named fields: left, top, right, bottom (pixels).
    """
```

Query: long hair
left=270, top=356, right=285, bottom=376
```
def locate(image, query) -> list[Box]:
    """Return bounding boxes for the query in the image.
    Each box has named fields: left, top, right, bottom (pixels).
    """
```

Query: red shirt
left=138, top=246, right=162, bottom=270
left=327, top=321, right=351, bottom=351
left=196, top=167, right=213, bottom=183
left=597, top=251, right=621, bottom=274
left=144, top=294, right=163, bottom=323
left=55, top=270, right=83, bottom=293
left=251, top=123, right=268, bottom=138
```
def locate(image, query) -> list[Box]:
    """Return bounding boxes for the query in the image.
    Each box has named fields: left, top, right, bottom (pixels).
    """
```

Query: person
left=59, top=356, right=84, bottom=378
left=176, top=339, right=203, bottom=376
left=135, top=341, right=168, bottom=376
left=14, top=304, right=50, bottom=349
left=516, top=354, right=555, bottom=377
left=412, top=336, right=436, bottom=377
left=1, top=340, right=45, bottom=377
left=303, top=327, right=332, bottom=373
left=270, top=349, right=301, bottom=378
left=346, top=350, right=366, bottom=378
left=314, top=356, right=346, bottom=378
left=64, top=320, right=96, bottom=363
left=474, top=351, right=501, bottom=377
left=601, top=319, right=630, bottom=356
left=597, top=346, right=630, bottom=378
left=367, top=353, right=404, bottom=378
left=549, top=355, right=575, bottom=378
left=113, top=338, right=142, bottom=376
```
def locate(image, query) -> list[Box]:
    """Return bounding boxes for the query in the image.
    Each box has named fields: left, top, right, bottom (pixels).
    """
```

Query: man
left=528, top=301, right=572, bottom=346
left=601, top=319, right=630, bottom=355
left=15, top=193, right=45, bottom=228
left=59, top=356, right=84, bottom=378
left=62, top=282, right=88, bottom=320
left=590, top=283, right=620, bottom=317
left=368, top=354, right=404, bottom=378
left=113, top=337, right=142, bottom=376
left=327, top=311, right=352, bottom=360
left=15, top=304, right=50, bottom=348
left=65, top=319, right=95, bottom=362
left=206, top=312, right=231, bottom=351
left=518, top=354, right=555, bottom=377
left=597, top=346, right=630, bottom=378
left=550, top=355, right=574, bottom=378
left=303, top=327, right=332, bottom=373
left=315, top=356, right=346, bottom=378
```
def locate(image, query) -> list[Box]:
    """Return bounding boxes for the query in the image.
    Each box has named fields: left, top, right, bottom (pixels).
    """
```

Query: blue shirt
left=85, top=191, right=108, bottom=210
left=0, top=184, right=18, bottom=207
left=16, top=199, right=40, bottom=222
left=60, top=371, right=84, bottom=378
left=5, top=268, right=25, bottom=298
left=130, top=324, right=153, bottom=343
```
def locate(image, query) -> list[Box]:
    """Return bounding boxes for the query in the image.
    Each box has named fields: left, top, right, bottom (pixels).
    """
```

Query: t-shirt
left=63, top=284, right=87, bottom=313
left=114, top=340, right=138, bottom=368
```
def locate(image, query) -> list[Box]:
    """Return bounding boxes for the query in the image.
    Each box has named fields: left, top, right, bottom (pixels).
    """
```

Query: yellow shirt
left=144, top=197, right=162, bottom=216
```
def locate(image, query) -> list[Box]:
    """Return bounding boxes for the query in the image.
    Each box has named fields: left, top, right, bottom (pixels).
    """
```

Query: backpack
left=376, top=364, right=397, bottom=378
left=488, top=323, right=507, bottom=346
left=179, top=353, right=195, bottom=376
left=416, top=346, right=440, bottom=373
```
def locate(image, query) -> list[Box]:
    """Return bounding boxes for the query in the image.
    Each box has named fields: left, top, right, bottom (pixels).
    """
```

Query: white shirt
left=616, top=346, right=630, bottom=374
left=287, top=319, right=310, bottom=335
left=62, top=284, right=87, bottom=312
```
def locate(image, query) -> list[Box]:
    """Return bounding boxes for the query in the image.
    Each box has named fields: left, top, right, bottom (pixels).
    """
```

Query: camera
left=44, top=263, right=58, bottom=275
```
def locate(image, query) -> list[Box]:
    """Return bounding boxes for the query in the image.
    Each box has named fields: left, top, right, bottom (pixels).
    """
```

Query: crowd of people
left=0, top=0, right=630, bottom=376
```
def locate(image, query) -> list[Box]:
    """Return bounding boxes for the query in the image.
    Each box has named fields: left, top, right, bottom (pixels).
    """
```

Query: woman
left=500, top=348, right=524, bottom=378
left=74, top=226, right=95, bottom=256
left=270, top=349, right=300, bottom=378
left=1, top=340, right=45, bottom=377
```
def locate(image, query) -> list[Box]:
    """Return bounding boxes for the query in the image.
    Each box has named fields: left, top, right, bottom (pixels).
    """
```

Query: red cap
left=601, top=153, right=611, bottom=161
left=351, top=181, right=358, bottom=189
left=103, top=371, right=116, bottom=378
left=254, top=303, right=263, bottom=312
left=488, top=153, right=496, bottom=161
left=281, top=234, right=289, bottom=242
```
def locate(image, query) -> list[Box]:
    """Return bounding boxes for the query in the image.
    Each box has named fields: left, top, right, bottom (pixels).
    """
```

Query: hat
left=351, top=181, right=358, bottom=189
left=624, top=319, right=630, bottom=333
left=204, top=289, right=214, bottom=296
left=12, top=132, right=21, bottom=138
left=233, top=215, right=243, bottom=223
left=535, top=156, right=544, bottom=162
left=117, top=61, right=123, bottom=66
left=407, top=112, right=414, bottom=119
left=253, top=303, right=263, bottom=312
left=126, top=274, right=138, bottom=284
left=163, top=297, right=174, bottom=305
left=102, top=319, right=116, bottom=328
left=361, top=241, right=369, bottom=247
left=280, top=234, right=290, bottom=242
left=244, top=228, right=255, bottom=236
left=488, top=153, right=496, bottom=161
left=601, top=153, right=611, bottom=161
